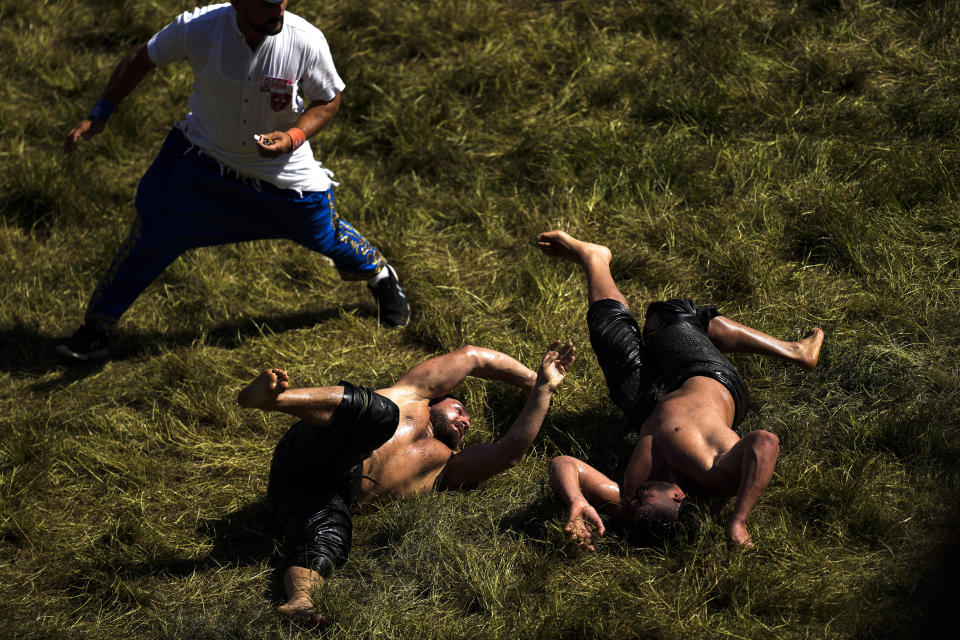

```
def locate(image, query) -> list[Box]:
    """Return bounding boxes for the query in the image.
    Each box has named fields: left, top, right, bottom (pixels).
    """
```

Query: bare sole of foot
left=795, top=328, right=824, bottom=371
left=238, top=368, right=289, bottom=409
left=535, top=230, right=612, bottom=266
left=277, top=604, right=331, bottom=630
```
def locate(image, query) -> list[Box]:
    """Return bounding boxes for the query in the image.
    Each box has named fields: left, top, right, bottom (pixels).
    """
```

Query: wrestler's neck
left=647, top=453, right=689, bottom=490
left=658, top=467, right=692, bottom=493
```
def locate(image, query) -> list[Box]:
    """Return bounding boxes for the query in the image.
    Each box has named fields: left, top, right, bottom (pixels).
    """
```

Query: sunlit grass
left=2, top=0, right=958, bottom=638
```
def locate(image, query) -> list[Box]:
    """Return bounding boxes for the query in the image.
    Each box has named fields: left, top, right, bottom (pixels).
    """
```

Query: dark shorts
left=587, top=298, right=749, bottom=429
left=267, top=382, right=399, bottom=578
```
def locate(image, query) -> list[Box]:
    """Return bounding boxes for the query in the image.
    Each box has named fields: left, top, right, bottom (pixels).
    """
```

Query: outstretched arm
left=64, top=42, right=156, bottom=154
left=390, top=345, right=538, bottom=401
left=439, top=342, right=575, bottom=489
left=550, top=455, right=631, bottom=550
left=711, top=430, right=780, bottom=547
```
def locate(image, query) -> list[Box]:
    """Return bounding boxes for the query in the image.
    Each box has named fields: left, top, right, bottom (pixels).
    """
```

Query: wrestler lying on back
left=238, top=340, right=575, bottom=628
left=537, top=230, right=823, bottom=549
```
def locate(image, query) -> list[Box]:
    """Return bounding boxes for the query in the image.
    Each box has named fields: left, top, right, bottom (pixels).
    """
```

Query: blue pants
left=85, top=127, right=385, bottom=328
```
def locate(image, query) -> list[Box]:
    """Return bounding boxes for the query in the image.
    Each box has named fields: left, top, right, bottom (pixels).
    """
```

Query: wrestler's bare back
left=357, top=388, right=455, bottom=506
left=639, top=376, right=742, bottom=497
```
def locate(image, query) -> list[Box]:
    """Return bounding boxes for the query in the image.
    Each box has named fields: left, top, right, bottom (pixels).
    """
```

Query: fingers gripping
left=538, top=341, right=576, bottom=389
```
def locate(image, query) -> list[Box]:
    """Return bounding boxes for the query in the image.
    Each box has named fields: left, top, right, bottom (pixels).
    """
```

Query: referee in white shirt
left=59, top=0, right=410, bottom=361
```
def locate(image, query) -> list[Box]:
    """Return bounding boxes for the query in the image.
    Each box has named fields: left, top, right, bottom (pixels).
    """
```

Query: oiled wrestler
left=238, top=340, right=574, bottom=627
left=536, top=230, right=823, bottom=548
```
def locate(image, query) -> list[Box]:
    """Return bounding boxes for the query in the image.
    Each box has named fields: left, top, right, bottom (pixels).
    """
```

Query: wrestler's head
left=626, top=481, right=686, bottom=545
left=428, top=395, right=470, bottom=449
left=232, top=0, right=287, bottom=36
left=632, top=481, right=685, bottom=523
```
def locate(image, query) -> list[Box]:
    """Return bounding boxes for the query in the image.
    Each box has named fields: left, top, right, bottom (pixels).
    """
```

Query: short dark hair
left=637, top=480, right=677, bottom=495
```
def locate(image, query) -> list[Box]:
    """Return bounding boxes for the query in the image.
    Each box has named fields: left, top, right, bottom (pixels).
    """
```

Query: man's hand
left=535, top=341, right=575, bottom=392
left=726, top=519, right=755, bottom=548
left=564, top=500, right=605, bottom=551
left=64, top=118, right=106, bottom=154
left=255, top=130, right=294, bottom=158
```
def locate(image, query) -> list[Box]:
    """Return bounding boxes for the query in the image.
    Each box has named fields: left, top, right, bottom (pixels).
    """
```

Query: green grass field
left=2, top=0, right=959, bottom=637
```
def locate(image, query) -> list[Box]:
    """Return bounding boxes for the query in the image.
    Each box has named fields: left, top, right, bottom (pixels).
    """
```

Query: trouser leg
left=285, top=188, right=386, bottom=280
left=84, top=214, right=186, bottom=328
left=587, top=299, right=658, bottom=426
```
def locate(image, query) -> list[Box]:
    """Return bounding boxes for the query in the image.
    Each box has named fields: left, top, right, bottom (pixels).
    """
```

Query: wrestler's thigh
left=587, top=300, right=645, bottom=384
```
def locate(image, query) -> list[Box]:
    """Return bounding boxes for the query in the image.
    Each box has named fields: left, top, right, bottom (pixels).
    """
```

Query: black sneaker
left=367, top=264, right=410, bottom=329
left=56, top=323, right=112, bottom=361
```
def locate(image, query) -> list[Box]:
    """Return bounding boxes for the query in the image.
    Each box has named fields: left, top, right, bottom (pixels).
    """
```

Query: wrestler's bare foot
left=237, top=368, right=289, bottom=409
left=536, top=230, right=612, bottom=266
left=790, top=328, right=824, bottom=371
left=277, top=600, right=331, bottom=630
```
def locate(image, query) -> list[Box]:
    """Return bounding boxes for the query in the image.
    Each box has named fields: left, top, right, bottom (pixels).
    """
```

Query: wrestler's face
left=233, top=0, right=287, bottom=36
left=429, top=398, right=471, bottom=449
left=631, top=483, right=685, bottom=523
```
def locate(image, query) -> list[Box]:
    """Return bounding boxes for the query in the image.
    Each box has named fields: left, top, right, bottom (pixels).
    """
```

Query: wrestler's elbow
left=498, top=441, right=530, bottom=470
left=455, top=344, right=486, bottom=366
left=750, top=430, right=780, bottom=460
left=503, top=450, right=526, bottom=470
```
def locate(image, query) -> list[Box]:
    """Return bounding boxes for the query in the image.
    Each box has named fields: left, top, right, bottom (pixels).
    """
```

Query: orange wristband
left=287, top=127, right=306, bottom=151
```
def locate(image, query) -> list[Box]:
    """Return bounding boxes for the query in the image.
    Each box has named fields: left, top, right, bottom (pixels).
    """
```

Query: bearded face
left=428, top=397, right=470, bottom=449
left=233, top=0, right=286, bottom=37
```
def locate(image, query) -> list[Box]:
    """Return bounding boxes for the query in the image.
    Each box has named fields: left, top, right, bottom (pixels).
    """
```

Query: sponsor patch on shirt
left=260, top=76, right=294, bottom=111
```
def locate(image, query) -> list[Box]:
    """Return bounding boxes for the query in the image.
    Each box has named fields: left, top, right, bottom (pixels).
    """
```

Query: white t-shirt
left=147, top=3, right=346, bottom=193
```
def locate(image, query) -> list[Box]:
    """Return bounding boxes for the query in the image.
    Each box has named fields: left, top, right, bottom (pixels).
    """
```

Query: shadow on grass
left=542, top=407, right=638, bottom=470
left=110, top=499, right=283, bottom=598
left=4, top=305, right=391, bottom=388
left=853, top=494, right=960, bottom=640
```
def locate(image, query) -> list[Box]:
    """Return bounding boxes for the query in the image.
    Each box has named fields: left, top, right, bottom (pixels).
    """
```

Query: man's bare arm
left=390, top=345, right=537, bottom=401
left=551, top=456, right=629, bottom=515
left=711, top=430, right=780, bottom=547
left=65, top=42, right=156, bottom=154
left=256, top=93, right=340, bottom=158
left=439, top=342, right=574, bottom=488
left=621, top=433, right=655, bottom=506
left=549, top=455, right=629, bottom=550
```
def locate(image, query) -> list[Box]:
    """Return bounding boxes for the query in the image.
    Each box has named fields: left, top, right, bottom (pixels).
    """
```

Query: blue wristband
left=88, top=98, right=116, bottom=123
